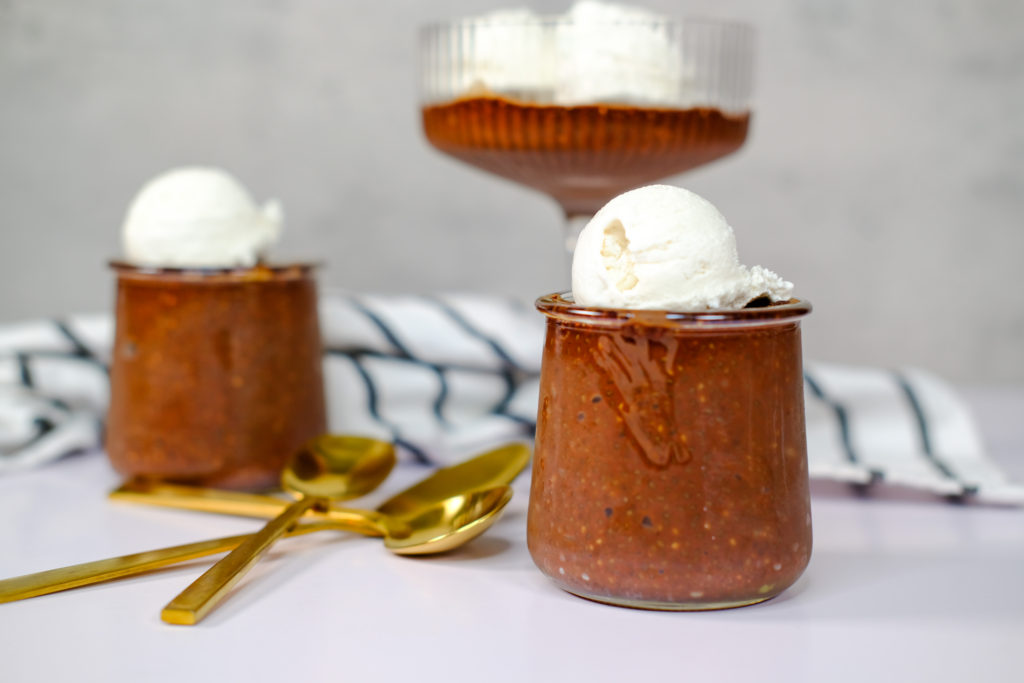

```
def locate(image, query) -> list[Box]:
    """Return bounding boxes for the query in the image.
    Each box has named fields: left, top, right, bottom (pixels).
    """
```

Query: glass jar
left=105, top=263, right=326, bottom=491
left=528, top=293, right=812, bottom=610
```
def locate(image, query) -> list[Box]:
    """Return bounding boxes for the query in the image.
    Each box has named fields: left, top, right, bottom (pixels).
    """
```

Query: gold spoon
left=160, top=476, right=512, bottom=623
left=157, top=441, right=526, bottom=625
left=0, top=485, right=512, bottom=605
left=157, top=435, right=402, bottom=624
left=155, top=440, right=525, bottom=625
left=279, top=433, right=398, bottom=503
left=0, top=441, right=528, bottom=605
left=380, top=485, right=512, bottom=555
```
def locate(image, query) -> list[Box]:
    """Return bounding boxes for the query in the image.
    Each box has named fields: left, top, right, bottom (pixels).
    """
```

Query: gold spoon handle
left=0, top=519, right=338, bottom=604
left=110, top=482, right=389, bottom=535
left=161, top=497, right=320, bottom=625
left=110, top=481, right=299, bottom=519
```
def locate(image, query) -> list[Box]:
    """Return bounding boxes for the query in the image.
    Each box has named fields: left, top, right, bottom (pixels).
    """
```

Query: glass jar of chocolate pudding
left=105, top=263, right=326, bottom=491
left=528, top=293, right=812, bottom=610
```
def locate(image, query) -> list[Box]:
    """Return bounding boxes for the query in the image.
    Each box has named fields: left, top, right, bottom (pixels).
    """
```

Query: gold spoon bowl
left=383, top=485, right=513, bottom=555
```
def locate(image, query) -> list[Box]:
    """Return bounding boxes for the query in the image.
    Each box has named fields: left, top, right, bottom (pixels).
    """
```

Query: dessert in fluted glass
left=106, top=168, right=326, bottom=491
left=528, top=185, right=812, bottom=609
left=421, top=1, right=754, bottom=253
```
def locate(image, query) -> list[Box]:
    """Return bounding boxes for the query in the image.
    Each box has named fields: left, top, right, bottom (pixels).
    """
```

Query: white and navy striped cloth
left=1, top=292, right=1021, bottom=505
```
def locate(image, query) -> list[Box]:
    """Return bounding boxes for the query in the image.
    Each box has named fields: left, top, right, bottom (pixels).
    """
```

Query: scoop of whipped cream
left=555, top=1, right=684, bottom=106
left=571, top=185, right=792, bottom=311
left=457, top=8, right=555, bottom=98
left=122, top=167, right=282, bottom=268
left=455, top=1, right=684, bottom=106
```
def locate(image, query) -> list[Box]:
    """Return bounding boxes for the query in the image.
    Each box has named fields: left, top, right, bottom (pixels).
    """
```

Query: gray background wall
left=1, top=0, right=1022, bottom=383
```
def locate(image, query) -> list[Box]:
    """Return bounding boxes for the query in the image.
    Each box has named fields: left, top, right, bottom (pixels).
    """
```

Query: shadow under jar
left=106, top=263, right=326, bottom=491
left=528, top=294, right=812, bottom=610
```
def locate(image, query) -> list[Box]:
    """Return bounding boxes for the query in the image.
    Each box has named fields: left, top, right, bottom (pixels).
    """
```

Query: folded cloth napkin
left=1, top=292, right=1021, bottom=505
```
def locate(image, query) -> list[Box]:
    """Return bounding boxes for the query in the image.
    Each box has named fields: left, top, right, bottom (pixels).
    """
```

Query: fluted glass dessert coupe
left=420, top=15, right=754, bottom=255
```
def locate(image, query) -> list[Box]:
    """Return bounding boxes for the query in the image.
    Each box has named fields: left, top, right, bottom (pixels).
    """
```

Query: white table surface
left=2, top=386, right=1022, bottom=683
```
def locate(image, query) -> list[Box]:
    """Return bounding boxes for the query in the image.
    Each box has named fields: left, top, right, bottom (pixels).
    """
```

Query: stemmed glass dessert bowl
left=420, top=13, right=754, bottom=255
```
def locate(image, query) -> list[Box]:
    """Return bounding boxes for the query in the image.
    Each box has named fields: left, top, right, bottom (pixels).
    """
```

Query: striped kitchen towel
left=1, top=291, right=1020, bottom=505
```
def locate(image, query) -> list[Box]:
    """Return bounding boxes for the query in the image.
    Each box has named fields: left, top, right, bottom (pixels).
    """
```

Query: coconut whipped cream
left=571, top=185, right=792, bottom=311
left=122, top=167, right=281, bottom=268
left=452, top=1, right=685, bottom=106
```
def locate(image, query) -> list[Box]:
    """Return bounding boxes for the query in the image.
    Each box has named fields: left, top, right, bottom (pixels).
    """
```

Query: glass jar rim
left=536, top=292, right=811, bottom=329
left=109, top=261, right=318, bottom=282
